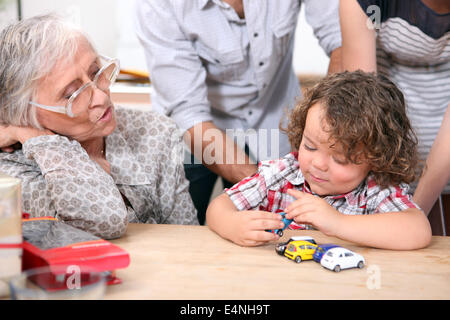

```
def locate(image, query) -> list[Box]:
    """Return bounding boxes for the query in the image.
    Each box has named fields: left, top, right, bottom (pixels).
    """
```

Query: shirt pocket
left=271, top=9, right=298, bottom=58
left=195, top=42, right=246, bottom=82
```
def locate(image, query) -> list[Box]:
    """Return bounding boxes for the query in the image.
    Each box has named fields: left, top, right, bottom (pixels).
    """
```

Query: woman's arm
left=206, top=193, right=283, bottom=247
left=1, top=132, right=129, bottom=239
left=414, top=105, right=450, bottom=214
left=340, top=0, right=377, bottom=72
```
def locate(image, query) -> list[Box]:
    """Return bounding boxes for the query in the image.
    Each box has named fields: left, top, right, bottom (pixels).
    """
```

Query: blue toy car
left=313, top=244, right=341, bottom=262
left=266, top=212, right=293, bottom=237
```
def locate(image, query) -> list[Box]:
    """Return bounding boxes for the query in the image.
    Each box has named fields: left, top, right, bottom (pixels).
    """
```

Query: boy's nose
left=312, top=155, right=328, bottom=172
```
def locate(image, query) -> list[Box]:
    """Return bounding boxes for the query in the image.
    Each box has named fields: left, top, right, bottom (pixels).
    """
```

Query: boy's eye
left=333, top=156, right=348, bottom=165
left=304, top=144, right=316, bottom=151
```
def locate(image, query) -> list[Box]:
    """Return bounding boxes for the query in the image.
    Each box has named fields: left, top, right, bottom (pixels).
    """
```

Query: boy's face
left=297, top=103, right=371, bottom=196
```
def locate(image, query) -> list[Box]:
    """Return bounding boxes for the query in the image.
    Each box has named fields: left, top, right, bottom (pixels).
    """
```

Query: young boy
left=206, top=71, right=432, bottom=250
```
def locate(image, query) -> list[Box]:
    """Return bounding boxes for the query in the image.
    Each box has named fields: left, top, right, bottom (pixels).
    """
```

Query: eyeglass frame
left=29, top=55, right=120, bottom=118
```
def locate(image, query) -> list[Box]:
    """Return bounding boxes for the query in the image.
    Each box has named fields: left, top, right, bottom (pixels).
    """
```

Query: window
left=287, top=244, right=296, bottom=252
left=326, top=251, right=333, bottom=257
left=345, top=253, right=353, bottom=257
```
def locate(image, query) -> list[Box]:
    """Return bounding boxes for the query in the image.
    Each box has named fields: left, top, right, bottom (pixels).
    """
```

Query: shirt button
left=253, top=32, right=259, bottom=37
left=248, top=110, right=253, bottom=115
left=259, top=61, right=264, bottom=66
left=215, top=59, right=220, bottom=63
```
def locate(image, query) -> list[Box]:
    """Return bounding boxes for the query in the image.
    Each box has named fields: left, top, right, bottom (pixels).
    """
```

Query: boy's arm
left=334, top=208, right=432, bottom=250
left=206, top=193, right=283, bottom=247
left=286, top=189, right=431, bottom=250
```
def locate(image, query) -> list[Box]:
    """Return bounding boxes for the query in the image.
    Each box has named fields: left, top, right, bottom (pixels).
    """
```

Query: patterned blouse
left=0, top=107, right=199, bottom=239
left=225, top=152, right=419, bottom=230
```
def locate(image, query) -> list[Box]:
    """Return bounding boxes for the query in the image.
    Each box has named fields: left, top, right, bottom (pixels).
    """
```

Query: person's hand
left=0, top=124, right=53, bottom=152
left=228, top=210, right=284, bottom=247
left=284, top=189, right=343, bottom=237
left=0, top=125, right=20, bottom=152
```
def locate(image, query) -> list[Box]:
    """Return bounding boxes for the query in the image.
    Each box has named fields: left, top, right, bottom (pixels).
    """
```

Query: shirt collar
left=199, top=0, right=210, bottom=9
left=200, top=0, right=230, bottom=10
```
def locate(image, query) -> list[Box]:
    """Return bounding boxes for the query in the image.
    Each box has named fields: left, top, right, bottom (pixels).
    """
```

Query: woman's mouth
left=98, top=106, right=113, bottom=122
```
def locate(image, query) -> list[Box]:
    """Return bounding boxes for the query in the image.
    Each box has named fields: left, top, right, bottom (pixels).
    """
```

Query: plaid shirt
left=225, top=152, right=420, bottom=230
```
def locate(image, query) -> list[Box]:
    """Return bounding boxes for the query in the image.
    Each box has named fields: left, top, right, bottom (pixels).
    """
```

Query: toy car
left=265, top=212, right=293, bottom=237
left=312, top=244, right=340, bottom=262
left=284, top=240, right=318, bottom=263
left=320, top=247, right=365, bottom=272
left=275, top=236, right=317, bottom=255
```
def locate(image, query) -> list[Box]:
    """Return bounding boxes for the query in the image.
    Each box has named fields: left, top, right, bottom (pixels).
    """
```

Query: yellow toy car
left=284, top=240, right=318, bottom=263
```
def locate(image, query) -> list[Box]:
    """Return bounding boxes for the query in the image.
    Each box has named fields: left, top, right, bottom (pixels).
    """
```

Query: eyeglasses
left=30, top=55, right=120, bottom=118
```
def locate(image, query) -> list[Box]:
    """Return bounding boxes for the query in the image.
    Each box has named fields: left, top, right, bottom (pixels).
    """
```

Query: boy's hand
left=284, top=189, right=343, bottom=237
left=228, top=210, right=284, bottom=247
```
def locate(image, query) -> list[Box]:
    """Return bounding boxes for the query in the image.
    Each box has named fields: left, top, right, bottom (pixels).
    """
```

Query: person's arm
left=206, top=193, right=283, bottom=247
left=0, top=128, right=128, bottom=239
left=414, top=105, right=450, bottom=214
left=333, top=208, right=431, bottom=250
left=304, top=0, right=342, bottom=70
left=135, top=0, right=256, bottom=183
left=185, top=121, right=257, bottom=184
left=340, top=0, right=377, bottom=72
left=327, top=47, right=343, bottom=74
left=286, top=189, right=431, bottom=250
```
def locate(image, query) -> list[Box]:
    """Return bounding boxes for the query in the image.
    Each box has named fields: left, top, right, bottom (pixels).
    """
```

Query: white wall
left=20, top=0, right=118, bottom=57
left=16, top=0, right=329, bottom=76
left=0, top=0, right=19, bottom=31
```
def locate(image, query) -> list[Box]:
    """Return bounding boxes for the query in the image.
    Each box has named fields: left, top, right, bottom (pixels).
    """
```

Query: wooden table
left=106, top=224, right=450, bottom=300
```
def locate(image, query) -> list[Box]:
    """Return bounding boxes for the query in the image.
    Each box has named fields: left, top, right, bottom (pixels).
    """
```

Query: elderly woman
left=0, top=14, right=198, bottom=239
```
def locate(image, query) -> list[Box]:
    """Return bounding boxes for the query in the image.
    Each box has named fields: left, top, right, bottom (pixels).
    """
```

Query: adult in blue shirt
left=136, top=0, right=342, bottom=224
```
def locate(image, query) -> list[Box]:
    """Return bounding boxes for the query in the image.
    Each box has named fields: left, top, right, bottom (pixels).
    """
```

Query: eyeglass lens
left=71, top=62, right=117, bottom=115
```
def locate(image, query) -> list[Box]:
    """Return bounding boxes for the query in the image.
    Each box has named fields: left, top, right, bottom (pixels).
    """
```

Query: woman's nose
left=89, top=85, right=110, bottom=109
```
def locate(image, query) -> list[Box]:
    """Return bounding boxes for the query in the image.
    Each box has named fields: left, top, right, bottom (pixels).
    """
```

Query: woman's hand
left=0, top=125, right=19, bottom=152
left=284, top=189, right=344, bottom=237
left=0, top=125, right=54, bottom=152
left=227, top=210, right=284, bottom=247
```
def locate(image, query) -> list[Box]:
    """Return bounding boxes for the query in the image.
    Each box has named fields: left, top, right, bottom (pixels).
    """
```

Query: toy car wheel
left=295, top=256, right=302, bottom=263
left=333, top=265, right=341, bottom=272
left=357, top=261, right=364, bottom=269
left=277, top=230, right=283, bottom=237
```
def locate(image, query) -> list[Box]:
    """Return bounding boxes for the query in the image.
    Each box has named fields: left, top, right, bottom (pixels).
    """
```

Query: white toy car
left=320, top=247, right=365, bottom=272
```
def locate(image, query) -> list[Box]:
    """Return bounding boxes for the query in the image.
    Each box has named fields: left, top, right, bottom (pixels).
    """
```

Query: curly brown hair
left=283, top=70, right=419, bottom=188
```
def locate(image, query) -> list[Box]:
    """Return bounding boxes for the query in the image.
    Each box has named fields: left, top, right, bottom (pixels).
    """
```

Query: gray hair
left=0, top=13, right=96, bottom=128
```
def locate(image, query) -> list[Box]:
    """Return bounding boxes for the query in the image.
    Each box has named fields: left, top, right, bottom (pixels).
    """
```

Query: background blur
left=0, top=0, right=330, bottom=77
